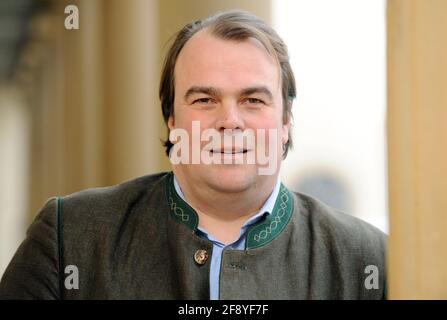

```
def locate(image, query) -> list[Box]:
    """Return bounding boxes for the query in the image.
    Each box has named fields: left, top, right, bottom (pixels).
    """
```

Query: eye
left=193, top=98, right=214, bottom=104
left=243, top=98, right=265, bottom=105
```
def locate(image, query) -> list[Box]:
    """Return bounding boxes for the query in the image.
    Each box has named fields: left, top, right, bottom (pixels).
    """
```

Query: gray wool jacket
left=0, top=171, right=387, bottom=300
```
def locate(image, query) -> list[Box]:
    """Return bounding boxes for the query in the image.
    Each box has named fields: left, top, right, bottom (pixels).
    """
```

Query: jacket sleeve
left=0, top=197, right=60, bottom=299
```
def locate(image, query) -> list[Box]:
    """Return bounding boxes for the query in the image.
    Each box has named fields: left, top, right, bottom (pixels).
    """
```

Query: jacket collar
left=163, top=172, right=293, bottom=249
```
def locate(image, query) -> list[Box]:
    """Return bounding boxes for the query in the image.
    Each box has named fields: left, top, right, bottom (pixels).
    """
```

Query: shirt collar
left=165, top=172, right=294, bottom=249
left=173, top=175, right=281, bottom=226
left=173, top=175, right=281, bottom=247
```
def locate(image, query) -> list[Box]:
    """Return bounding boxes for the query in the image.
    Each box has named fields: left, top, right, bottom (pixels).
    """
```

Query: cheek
left=248, top=113, right=284, bottom=151
left=172, top=108, right=209, bottom=129
left=246, top=109, right=283, bottom=131
left=171, top=110, right=216, bottom=147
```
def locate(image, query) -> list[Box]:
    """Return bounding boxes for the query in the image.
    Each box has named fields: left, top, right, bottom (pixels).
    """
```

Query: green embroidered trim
left=164, top=172, right=294, bottom=248
left=164, top=172, right=199, bottom=230
left=246, top=184, right=294, bottom=249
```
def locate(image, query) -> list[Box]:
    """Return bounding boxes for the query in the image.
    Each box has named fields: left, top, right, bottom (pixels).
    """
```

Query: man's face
left=169, top=29, right=289, bottom=193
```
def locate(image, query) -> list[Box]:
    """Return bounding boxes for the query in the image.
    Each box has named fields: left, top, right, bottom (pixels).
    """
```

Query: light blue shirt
left=173, top=176, right=281, bottom=300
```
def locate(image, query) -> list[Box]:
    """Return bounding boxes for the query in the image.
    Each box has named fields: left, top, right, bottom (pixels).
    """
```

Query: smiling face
left=169, top=28, right=289, bottom=193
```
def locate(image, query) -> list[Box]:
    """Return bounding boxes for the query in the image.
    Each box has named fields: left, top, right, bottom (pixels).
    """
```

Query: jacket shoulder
left=293, top=191, right=387, bottom=248
left=62, top=171, right=168, bottom=205
left=61, top=171, right=168, bottom=220
left=292, top=191, right=387, bottom=289
left=290, top=191, right=387, bottom=299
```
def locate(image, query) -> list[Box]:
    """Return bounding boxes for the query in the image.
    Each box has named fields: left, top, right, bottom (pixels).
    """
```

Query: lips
left=210, top=149, right=248, bottom=154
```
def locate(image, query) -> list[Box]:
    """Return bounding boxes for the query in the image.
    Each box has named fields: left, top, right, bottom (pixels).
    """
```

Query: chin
left=202, top=164, right=258, bottom=193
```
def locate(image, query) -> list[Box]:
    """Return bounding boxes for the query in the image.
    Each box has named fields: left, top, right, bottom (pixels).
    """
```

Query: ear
left=167, top=115, right=175, bottom=130
left=281, top=115, right=291, bottom=145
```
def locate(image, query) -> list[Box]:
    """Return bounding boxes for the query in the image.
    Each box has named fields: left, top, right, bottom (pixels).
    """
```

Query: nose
left=214, top=101, right=245, bottom=132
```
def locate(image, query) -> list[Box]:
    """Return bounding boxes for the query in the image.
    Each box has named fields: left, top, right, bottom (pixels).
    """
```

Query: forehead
left=174, top=29, right=280, bottom=93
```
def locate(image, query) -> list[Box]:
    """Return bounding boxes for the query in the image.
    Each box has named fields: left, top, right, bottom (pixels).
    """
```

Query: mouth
left=209, top=149, right=249, bottom=154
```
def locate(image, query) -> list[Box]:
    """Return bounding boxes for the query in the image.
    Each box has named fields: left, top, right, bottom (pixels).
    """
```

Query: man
left=0, top=10, right=386, bottom=299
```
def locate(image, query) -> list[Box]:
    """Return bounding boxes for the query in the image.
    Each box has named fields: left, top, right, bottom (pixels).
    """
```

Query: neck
left=172, top=169, right=278, bottom=244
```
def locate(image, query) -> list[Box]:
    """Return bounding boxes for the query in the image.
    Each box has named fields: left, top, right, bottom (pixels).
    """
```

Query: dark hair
left=159, top=10, right=296, bottom=158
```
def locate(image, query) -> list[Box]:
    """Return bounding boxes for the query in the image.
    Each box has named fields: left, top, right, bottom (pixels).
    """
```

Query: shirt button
left=194, top=249, right=209, bottom=266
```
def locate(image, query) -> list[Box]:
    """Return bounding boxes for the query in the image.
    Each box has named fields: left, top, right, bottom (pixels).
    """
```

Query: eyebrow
left=239, top=86, right=274, bottom=101
left=184, top=85, right=274, bottom=101
left=184, top=86, right=222, bottom=101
